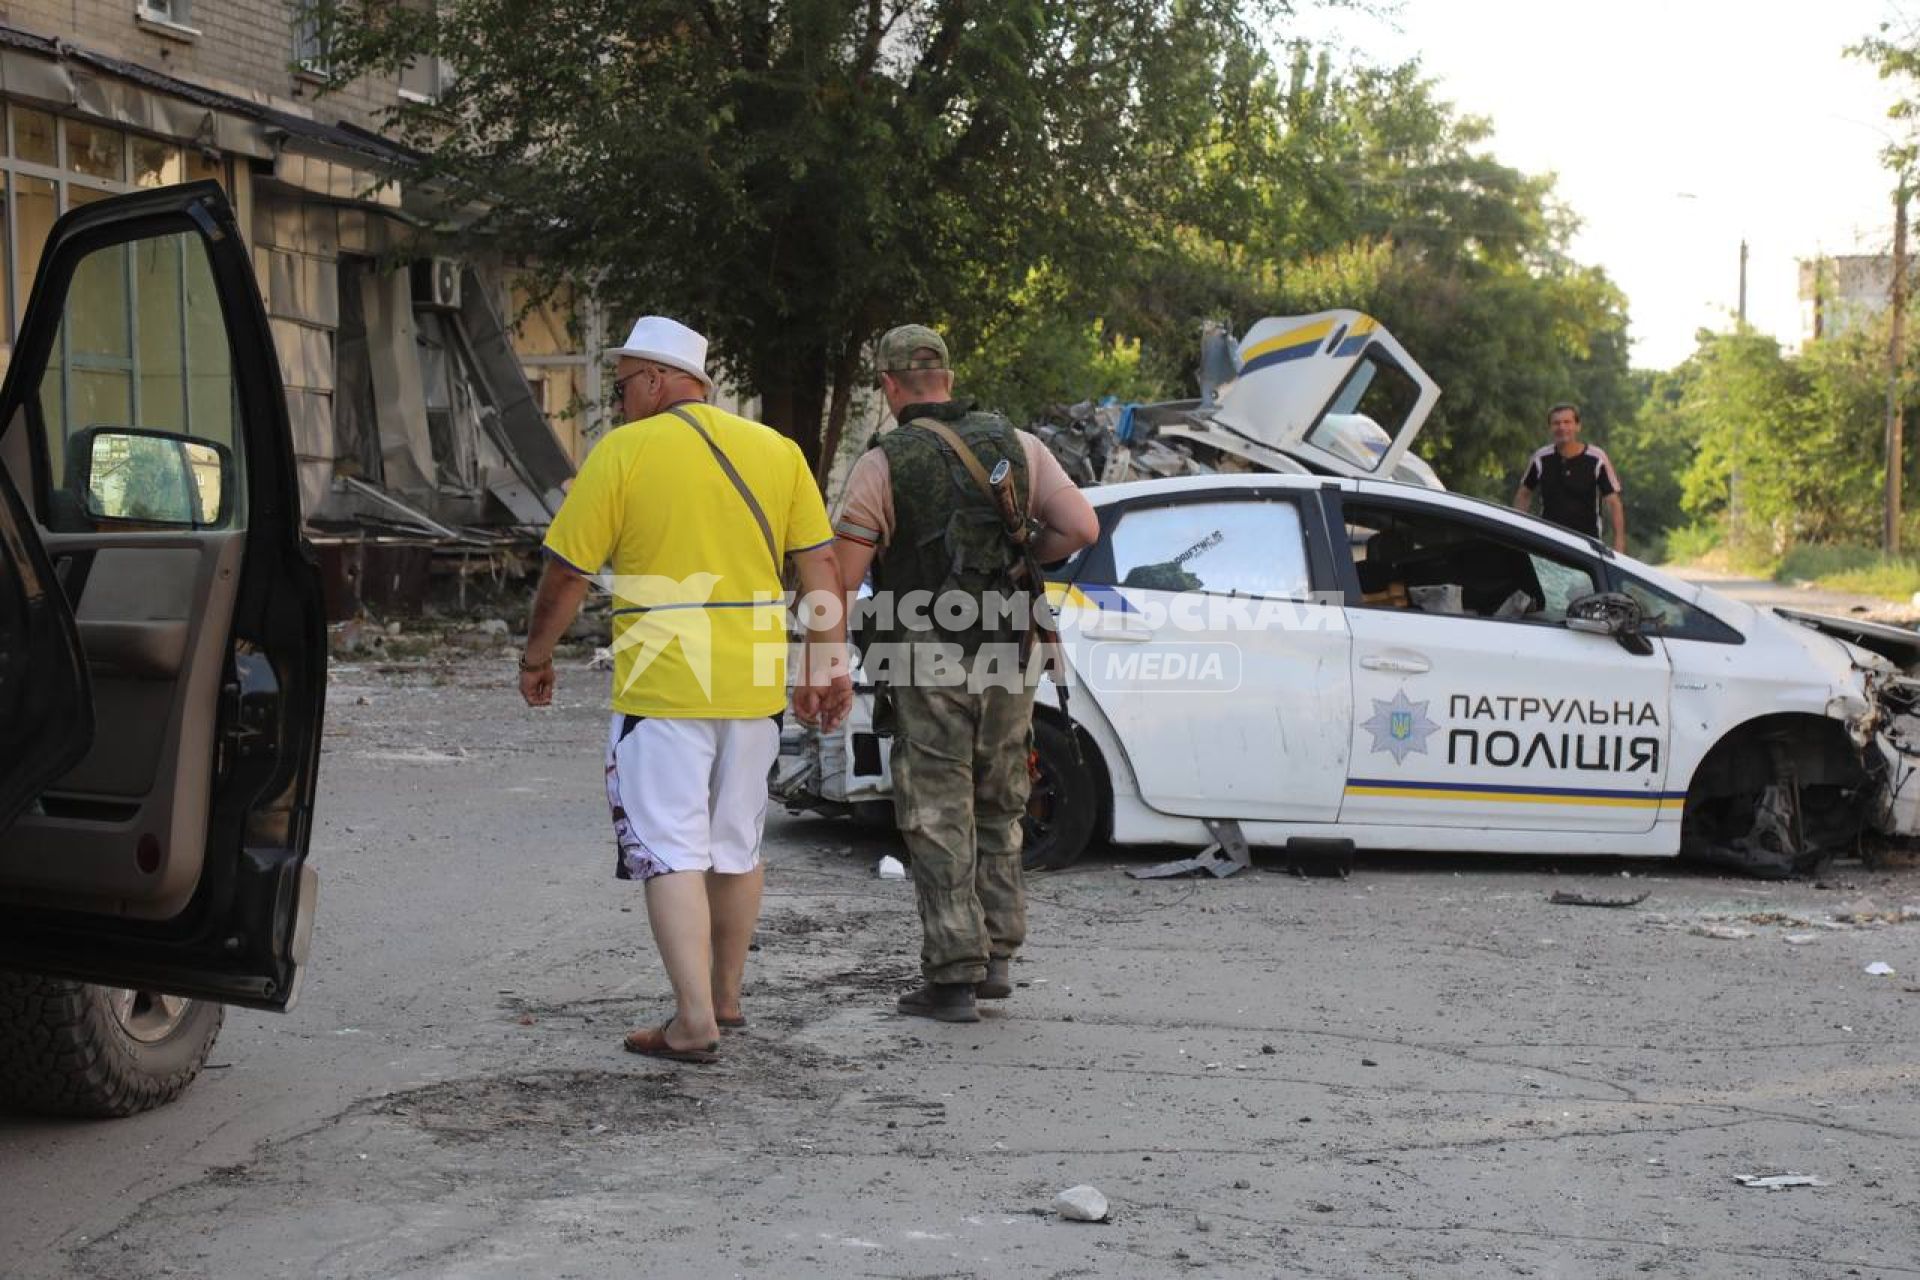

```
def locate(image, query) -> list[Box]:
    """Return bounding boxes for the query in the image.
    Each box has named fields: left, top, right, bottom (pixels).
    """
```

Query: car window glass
left=1306, top=349, right=1420, bottom=472
left=1347, top=503, right=1596, bottom=623
left=1105, top=499, right=1310, bottom=598
left=34, top=229, right=242, bottom=532
left=1617, top=575, right=1737, bottom=642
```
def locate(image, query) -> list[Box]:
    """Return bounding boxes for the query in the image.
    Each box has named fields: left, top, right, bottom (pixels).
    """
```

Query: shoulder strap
left=914, top=417, right=1025, bottom=515
left=667, top=405, right=779, bottom=572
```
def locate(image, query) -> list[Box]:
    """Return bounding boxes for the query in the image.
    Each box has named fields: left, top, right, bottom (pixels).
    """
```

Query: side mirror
left=1566, top=591, right=1654, bottom=657
left=68, top=427, right=231, bottom=529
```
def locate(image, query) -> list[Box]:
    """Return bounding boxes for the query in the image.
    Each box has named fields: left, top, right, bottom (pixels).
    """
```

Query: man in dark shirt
left=1512, top=403, right=1625, bottom=551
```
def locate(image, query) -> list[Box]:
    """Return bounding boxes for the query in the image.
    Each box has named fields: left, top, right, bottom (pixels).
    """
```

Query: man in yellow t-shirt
left=519, top=315, right=851, bottom=1065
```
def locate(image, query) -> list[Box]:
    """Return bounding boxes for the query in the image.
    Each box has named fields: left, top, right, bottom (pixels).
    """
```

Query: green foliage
left=321, top=0, right=1276, bottom=467
left=321, top=4, right=1631, bottom=489
left=1665, top=328, right=1888, bottom=558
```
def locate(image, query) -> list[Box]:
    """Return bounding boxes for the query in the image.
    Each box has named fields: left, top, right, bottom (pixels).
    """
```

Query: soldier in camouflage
left=832, top=324, right=1099, bottom=1023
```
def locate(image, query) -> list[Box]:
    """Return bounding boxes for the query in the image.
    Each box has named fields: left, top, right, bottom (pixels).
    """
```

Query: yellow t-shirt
left=543, top=403, right=832, bottom=718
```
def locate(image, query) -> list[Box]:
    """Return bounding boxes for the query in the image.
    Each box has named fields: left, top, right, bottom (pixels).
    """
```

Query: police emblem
left=1363, top=689, right=1438, bottom=764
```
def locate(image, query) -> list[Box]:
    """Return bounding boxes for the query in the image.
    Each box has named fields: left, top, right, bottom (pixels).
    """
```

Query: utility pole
left=1888, top=185, right=1910, bottom=555
left=1738, top=239, right=1749, bottom=326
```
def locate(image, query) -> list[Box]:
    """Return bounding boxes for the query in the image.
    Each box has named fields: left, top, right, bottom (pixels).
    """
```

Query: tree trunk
left=753, top=346, right=830, bottom=474
left=815, top=334, right=864, bottom=488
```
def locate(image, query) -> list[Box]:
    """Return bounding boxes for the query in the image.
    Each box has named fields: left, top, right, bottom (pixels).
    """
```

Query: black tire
left=0, top=972, right=223, bottom=1118
left=1021, top=716, right=1098, bottom=872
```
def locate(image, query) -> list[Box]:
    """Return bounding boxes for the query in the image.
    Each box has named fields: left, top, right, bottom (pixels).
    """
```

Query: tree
left=322, top=0, right=1281, bottom=473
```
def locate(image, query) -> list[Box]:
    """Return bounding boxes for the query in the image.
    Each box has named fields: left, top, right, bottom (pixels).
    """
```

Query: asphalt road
left=3, top=654, right=1918, bottom=1278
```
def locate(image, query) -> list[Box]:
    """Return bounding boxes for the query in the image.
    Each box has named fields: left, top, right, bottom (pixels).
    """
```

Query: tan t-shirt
left=834, top=427, right=1078, bottom=549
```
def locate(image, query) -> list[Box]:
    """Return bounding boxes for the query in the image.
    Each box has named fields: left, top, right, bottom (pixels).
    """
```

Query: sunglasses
left=612, top=367, right=652, bottom=399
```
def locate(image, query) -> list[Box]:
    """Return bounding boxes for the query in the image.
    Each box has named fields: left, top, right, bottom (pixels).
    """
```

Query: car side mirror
left=1566, top=591, right=1654, bottom=657
left=68, top=427, right=231, bottom=529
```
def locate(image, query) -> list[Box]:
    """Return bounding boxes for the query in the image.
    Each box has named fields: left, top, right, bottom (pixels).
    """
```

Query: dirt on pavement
left=3, top=652, right=1918, bottom=1279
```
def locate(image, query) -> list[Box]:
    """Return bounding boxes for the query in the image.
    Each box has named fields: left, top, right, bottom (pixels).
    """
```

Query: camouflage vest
left=873, top=408, right=1029, bottom=656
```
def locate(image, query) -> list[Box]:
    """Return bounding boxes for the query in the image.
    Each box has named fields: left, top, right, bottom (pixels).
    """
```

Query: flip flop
left=717, top=1014, right=747, bottom=1030
left=622, top=1018, right=720, bottom=1064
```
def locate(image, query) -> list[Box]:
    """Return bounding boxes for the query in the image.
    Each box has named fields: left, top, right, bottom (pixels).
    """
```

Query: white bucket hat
left=605, top=315, right=713, bottom=392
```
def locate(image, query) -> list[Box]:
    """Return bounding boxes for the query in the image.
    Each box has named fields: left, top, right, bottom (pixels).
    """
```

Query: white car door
left=1061, top=488, right=1351, bottom=821
left=1333, top=494, right=1677, bottom=833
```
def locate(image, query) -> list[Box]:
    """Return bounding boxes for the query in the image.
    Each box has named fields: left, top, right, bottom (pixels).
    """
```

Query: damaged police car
left=780, top=473, right=1920, bottom=879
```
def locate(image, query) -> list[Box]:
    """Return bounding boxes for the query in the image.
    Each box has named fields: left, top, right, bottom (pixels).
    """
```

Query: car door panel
left=0, top=462, right=93, bottom=832
left=1063, top=491, right=1352, bottom=822
left=1335, top=495, right=1675, bottom=835
left=0, top=183, right=326, bottom=1011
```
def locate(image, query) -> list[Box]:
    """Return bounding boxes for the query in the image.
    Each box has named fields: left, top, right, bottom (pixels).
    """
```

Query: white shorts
left=605, top=715, right=780, bottom=881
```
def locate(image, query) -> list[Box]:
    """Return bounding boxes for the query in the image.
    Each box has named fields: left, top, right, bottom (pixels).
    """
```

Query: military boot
left=896, top=982, right=980, bottom=1023
left=976, top=956, right=1013, bottom=1000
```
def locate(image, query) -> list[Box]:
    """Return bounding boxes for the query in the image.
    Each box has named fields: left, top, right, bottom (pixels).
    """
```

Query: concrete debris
left=477, top=618, right=511, bottom=638
left=1691, top=924, right=1754, bottom=941
left=876, top=856, right=908, bottom=881
left=1783, top=933, right=1820, bottom=945
left=1734, top=1173, right=1827, bottom=1190
left=1055, top=1185, right=1110, bottom=1223
left=1550, top=889, right=1650, bottom=909
left=589, top=648, right=615, bottom=671
left=1864, top=961, right=1896, bottom=976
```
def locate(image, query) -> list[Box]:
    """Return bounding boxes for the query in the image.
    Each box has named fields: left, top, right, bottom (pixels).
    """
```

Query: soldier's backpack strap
left=913, top=417, right=1025, bottom=516
left=667, top=405, right=780, bottom=573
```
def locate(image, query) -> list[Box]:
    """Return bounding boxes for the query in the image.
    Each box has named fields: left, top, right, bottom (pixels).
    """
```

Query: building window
left=137, top=0, right=192, bottom=25
left=293, top=3, right=336, bottom=78
left=399, top=56, right=448, bottom=103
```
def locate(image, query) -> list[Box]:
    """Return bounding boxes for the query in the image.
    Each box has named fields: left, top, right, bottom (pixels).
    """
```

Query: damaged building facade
left=0, top=4, right=596, bottom=613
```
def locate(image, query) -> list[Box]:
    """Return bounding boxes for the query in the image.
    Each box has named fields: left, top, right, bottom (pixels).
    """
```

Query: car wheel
left=0, top=972, right=223, bottom=1117
left=1022, top=716, right=1097, bottom=872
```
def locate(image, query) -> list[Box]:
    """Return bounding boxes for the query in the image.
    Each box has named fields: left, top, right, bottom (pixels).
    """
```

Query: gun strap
left=914, top=417, right=1026, bottom=518
left=668, top=405, right=780, bottom=574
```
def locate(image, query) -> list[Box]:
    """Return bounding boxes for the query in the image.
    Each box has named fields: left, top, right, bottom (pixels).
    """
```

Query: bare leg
left=706, top=865, right=765, bottom=1022
left=641, top=870, right=720, bottom=1047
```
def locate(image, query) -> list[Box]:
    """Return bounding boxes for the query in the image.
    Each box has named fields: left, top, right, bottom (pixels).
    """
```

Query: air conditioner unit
left=411, top=257, right=462, bottom=310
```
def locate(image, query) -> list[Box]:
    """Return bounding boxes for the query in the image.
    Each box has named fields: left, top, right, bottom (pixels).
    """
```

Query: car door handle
left=1360, top=654, right=1430, bottom=674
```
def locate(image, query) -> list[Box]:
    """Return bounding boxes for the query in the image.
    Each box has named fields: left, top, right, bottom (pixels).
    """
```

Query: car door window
left=1346, top=502, right=1596, bottom=623
left=36, top=231, right=242, bottom=532
left=1102, top=498, right=1311, bottom=598
left=1615, top=574, right=1742, bottom=644
left=1307, top=349, right=1421, bottom=472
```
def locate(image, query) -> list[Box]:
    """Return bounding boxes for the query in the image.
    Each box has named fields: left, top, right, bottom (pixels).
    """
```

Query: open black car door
left=0, top=182, right=326, bottom=1011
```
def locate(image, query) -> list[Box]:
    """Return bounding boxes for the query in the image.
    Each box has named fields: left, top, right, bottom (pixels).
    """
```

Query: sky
left=1292, top=0, right=1909, bottom=369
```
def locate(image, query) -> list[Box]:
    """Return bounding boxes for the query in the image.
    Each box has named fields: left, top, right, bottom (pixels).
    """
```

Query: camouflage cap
left=876, top=323, right=949, bottom=373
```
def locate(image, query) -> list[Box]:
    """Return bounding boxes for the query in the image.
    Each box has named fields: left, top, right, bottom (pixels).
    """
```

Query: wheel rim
left=1023, top=748, right=1056, bottom=855
left=107, top=988, right=194, bottom=1044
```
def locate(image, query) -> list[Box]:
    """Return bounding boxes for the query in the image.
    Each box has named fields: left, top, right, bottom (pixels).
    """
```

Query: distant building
left=1798, top=254, right=1894, bottom=346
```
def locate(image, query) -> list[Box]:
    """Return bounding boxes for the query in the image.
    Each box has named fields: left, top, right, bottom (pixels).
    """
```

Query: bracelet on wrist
left=518, top=654, right=553, bottom=672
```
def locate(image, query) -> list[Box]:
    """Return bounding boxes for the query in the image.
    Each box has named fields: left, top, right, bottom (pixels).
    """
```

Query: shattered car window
left=1105, top=499, right=1310, bottom=598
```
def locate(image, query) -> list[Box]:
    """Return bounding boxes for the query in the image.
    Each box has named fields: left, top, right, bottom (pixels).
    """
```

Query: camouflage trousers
left=888, top=669, right=1036, bottom=986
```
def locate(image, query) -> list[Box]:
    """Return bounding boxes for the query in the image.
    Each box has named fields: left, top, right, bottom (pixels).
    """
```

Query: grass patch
left=1774, top=545, right=1920, bottom=601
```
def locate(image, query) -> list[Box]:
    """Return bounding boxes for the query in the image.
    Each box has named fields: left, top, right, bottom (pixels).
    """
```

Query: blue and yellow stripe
left=1238, top=315, right=1380, bottom=377
left=1345, top=777, right=1685, bottom=810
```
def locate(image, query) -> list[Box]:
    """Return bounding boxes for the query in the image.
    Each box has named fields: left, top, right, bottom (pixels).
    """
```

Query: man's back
left=544, top=404, right=831, bottom=718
